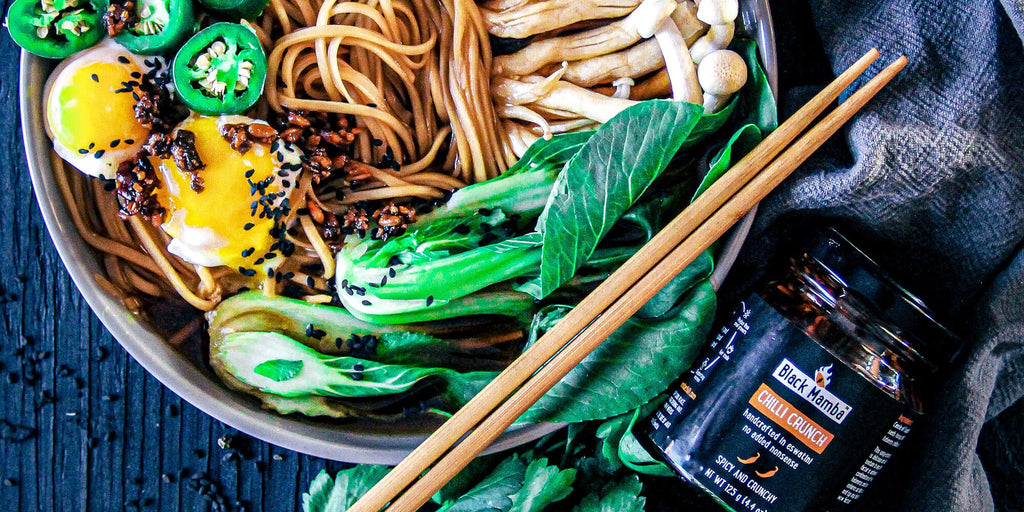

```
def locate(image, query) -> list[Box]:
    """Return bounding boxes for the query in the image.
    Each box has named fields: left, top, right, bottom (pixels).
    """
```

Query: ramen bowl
left=21, top=0, right=777, bottom=464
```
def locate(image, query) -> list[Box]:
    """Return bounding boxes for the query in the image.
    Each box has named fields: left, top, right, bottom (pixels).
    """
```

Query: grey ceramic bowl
left=20, top=1, right=777, bottom=464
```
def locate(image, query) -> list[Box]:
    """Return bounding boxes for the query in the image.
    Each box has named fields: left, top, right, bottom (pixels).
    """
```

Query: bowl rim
left=19, top=1, right=777, bottom=464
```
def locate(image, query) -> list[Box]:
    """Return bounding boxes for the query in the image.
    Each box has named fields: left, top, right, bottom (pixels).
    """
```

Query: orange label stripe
left=749, top=383, right=834, bottom=454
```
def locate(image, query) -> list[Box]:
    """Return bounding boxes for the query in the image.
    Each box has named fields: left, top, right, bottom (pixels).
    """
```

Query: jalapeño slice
left=172, top=22, right=267, bottom=115
left=6, top=0, right=104, bottom=59
left=112, top=0, right=196, bottom=55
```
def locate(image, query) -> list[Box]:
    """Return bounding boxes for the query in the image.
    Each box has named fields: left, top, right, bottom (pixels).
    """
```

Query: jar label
left=643, top=295, right=916, bottom=512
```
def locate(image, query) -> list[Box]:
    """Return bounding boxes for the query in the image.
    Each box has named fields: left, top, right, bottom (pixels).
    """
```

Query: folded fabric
left=723, top=0, right=1024, bottom=510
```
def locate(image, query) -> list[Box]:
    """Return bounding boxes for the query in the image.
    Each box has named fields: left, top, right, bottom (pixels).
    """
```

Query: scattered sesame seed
left=351, top=373, right=364, bottom=381
left=124, top=139, right=134, bottom=145
left=241, top=247, right=254, bottom=258
left=353, top=363, right=364, bottom=371
left=243, top=223, right=255, bottom=230
left=244, top=169, right=254, bottom=178
left=78, top=149, right=88, bottom=154
left=425, top=296, right=434, bottom=306
left=90, top=74, right=99, bottom=82
left=361, top=300, right=372, bottom=306
left=94, top=150, right=106, bottom=159
left=117, top=56, right=130, bottom=64
left=389, top=268, right=397, bottom=278
left=110, top=139, right=120, bottom=148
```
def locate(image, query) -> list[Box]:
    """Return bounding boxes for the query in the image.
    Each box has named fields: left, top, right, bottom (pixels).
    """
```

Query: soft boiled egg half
left=154, top=114, right=305, bottom=278
left=45, top=40, right=157, bottom=179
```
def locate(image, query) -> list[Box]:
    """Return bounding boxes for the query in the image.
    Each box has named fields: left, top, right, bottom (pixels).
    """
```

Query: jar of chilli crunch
left=642, top=228, right=961, bottom=512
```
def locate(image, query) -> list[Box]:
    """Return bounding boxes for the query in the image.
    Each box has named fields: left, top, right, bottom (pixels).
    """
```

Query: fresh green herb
left=252, top=359, right=303, bottom=382
left=573, top=474, right=646, bottom=512
left=301, top=465, right=389, bottom=512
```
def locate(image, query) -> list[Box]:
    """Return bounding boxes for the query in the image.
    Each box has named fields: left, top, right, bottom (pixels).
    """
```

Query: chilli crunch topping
left=144, top=130, right=205, bottom=192
left=271, top=109, right=357, bottom=185
left=220, top=122, right=278, bottom=154
left=102, top=0, right=137, bottom=37
left=372, top=202, right=415, bottom=241
left=115, top=156, right=164, bottom=224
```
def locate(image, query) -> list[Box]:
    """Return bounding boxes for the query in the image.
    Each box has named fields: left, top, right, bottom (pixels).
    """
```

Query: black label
left=644, top=295, right=916, bottom=512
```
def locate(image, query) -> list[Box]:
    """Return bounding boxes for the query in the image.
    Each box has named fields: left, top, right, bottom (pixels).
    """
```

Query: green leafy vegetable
left=692, top=124, right=764, bottom=201
left=210, top=291, right=534, bottom=366
left=733, top=38, right=778, bottom=134
left=209, top=331, right=496, bottom=414
left=523, top=100, right=704, bottom=299
left=509, top=459, right=577, bottom=512
left=439, top=454, right=528, bottom=512
left=572, top=475, right=646, bottom=512
left=301, top=466, right=390, bottom=512
left=520, top=280, right=716, bottom=423
left=253, top=359, right=303, bottom=382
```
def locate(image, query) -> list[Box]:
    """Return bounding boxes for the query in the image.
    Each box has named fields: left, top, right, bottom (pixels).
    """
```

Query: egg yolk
left=47, top=59, right=150, bottom=158
left=155, top=115, right=296, bottom=276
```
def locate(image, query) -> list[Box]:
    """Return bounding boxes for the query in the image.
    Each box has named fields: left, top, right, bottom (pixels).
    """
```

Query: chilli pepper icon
left=756, top=466, right=779, bottom=478
left=737, top=452, right=760, bottom=465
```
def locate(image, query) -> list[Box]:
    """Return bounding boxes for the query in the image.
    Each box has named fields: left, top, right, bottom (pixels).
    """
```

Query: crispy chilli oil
left=642, top=228, right=961, bottom=512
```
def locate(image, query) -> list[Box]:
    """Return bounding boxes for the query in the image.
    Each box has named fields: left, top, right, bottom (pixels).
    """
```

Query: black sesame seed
left=110, top=139, right=120, bottom=148
left=90, top=73, right=99, bottom=82
left=88, top=142, right=95, bottom=149
left=241, top=247, right=254, bottom=258
left=366, top=102, right=377, bottom=108
left=124, top=139, right=134, bottom=145
left=351, top=373, right=364, bottom=381
left=361, top=300, right=372, bottom=306
left=244, top=169, right=254, bottom=178
left=353, top=363, right=364, bottom=371
left=388, top=268, right=397, bottom=278
left=425, top=296, right=434, bottom=306
left=78, top=148, right=89, bottom=154
left=253, top=258, right=264, bottom=266
left=371, top=138, right=383, bottom=147
left=380, top=275, right=387, bottom=286
left=305, top=276, right=315, bottom=287
left=243, top=223, right=255, bottom=230
left=117, top=56, right=130, bottom=64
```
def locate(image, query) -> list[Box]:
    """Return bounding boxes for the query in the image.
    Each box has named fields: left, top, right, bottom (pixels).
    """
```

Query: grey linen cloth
left=720, top=0, right=1024, bottom=509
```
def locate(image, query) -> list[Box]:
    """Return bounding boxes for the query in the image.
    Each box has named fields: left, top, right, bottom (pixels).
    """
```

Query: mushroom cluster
left=487, top=0, right=749, bottom=155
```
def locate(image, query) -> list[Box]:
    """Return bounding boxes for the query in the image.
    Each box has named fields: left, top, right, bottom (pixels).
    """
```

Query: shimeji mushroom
left=559, top=1, right=705, bottom=87
left=689, top=22, right=735, bottom=63
left=652, top=11, right=703, bottom=104
left=689, top=0, right=738, bottom=63
left=492, top=0, right=677, bottom=77
left=493, top=75, right=639, bottom=123
left=695, top=0, right=738, bottom=25
left=481, top=0, right=644, bottom=39
left=697, top=49, right=747, bottom=113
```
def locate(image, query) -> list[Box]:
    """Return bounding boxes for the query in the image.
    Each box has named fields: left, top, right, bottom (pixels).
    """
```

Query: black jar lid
left=798, top=228, right=962, bottom=370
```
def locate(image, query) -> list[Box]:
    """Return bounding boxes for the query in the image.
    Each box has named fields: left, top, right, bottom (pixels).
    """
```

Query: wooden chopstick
left=348, top=48, right=890, bottom=512
left=380, top=54, right=908, bottom=512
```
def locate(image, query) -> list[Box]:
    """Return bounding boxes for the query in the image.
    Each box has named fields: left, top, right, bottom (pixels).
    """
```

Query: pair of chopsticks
left=350, top=48, right=906, bottom=512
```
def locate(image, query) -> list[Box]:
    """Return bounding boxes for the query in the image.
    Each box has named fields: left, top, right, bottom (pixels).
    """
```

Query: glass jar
left=641, top=228, right=959, bottom=512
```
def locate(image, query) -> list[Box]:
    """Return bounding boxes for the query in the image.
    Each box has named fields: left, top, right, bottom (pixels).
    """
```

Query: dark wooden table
left=2, top=1, right=1022, bottom=511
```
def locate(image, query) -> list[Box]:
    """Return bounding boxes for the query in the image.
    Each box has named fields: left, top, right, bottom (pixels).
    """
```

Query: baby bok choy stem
left=210, top=331, right=499, bottom=418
